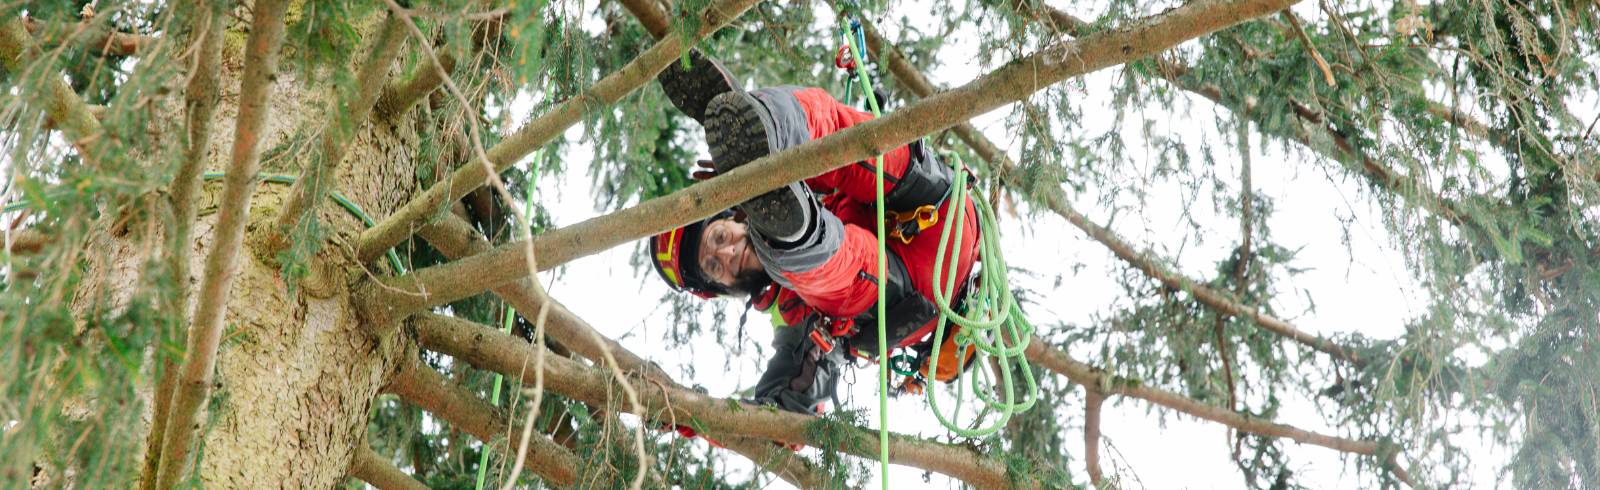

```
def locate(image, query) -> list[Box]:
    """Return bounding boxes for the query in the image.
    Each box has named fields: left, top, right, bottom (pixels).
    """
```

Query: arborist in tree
left=646, top=51, right=983, bottom=416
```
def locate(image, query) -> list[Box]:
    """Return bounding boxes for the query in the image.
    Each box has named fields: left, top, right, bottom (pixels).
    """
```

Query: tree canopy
left=0, top=0, right=1595, bottom=488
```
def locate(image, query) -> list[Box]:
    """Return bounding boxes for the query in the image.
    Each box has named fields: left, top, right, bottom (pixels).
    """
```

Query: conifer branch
left=139, top=3, right=226, bottom=489
left=355, top=0, right=762, bottom=264
left=410, top=213, right=825, bottom=489
left=386, top=352, right=580, bottom=486
left=862, top=7, right=1369, bottom=365
left=1024, top=339, right=1382, bottom=456
left=1281, top=11, right=1336, bottom=86
left=617, top=0, right=673, bottom=37
left=1423, top=99, right=1498, bottom=144
left=1021, top=5, right=1476, bottom=233
left=416, top=313, right=1031, bottom=489
left=350, top=445, right=430, bottom=490
left=4, top=228, right=50, bottom=254
left=154, top=1, right=292, bottom=486
left=273, top=17, right=410, bottom=245
left=366, top=0, right=1304, bottom=316
left=0, top=17, right=105, bottom=159
left=23, top=17, right=153, bottom=57
left=1084, top=390, right=1106, bottom=487
left=374, top=53, right=454, bottom=120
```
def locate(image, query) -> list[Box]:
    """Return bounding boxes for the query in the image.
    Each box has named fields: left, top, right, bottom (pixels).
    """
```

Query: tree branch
left=355, top=0, right=762, bottom=264
left=374, top=53, right=454, bottom=120
left=23, top=17, right=153, bottom=57
left=411, top=212, right=826, bottom=489
left=4, top=228, right=51, bottom=255
left=273, top=17, right=410, bottom=245
left=154, top=1, right=292, bottom=486
left=858, top=5, right=1366, bottom=364
left=386, top=351, right=579, bottom=486
left=415, top=313, right=1027, bottom=489
left=1084, top=389, right=1105, bottom=487
left=1024, top=339, right=1381, bottom=456
left=139, top=3, right=226, bottom=489
left=365, top=0, right=1304, bottom=317
left=0, top=17, right=105, bottom=159
left=1030, top=338, right=1418, bottom=487
left=1423, top=99, right=1499, bottom=144
left=350, top=444, right=430, bottom=490
left=1281, top=11, right=1335, bottom=86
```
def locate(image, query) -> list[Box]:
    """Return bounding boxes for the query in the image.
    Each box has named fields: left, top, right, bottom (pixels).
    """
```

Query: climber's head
left=649, top=211, right=770, bottom=298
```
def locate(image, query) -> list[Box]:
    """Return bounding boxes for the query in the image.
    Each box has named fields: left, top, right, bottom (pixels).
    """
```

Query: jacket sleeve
left=750, top=317, right=845, bottom=414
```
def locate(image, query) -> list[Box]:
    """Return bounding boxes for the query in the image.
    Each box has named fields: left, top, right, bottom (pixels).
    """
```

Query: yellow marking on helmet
left=656, top=230, right=678, bottom=261
left=663, top=268, right=680, bottom=286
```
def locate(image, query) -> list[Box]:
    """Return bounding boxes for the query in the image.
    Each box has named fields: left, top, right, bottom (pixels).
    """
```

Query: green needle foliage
left=0, top=0, right=1595, bottom=488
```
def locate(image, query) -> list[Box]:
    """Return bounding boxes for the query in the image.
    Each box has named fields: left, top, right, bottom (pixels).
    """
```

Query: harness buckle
left=886, top=204, right=940, bottom=244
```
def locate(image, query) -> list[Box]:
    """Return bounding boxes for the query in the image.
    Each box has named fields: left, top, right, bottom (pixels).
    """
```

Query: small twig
left=350, top=444, right=430, bottom=490
left=1281, top=10, right=1335, bottom=87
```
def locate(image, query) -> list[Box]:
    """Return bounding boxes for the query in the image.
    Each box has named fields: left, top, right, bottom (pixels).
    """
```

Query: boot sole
left=658, top=51, right=737, bottom=122
left=705, top=92, right=809, bottom=239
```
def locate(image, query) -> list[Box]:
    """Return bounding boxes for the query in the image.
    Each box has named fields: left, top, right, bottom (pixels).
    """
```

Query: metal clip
left=886, top=204, right=940, bottom=244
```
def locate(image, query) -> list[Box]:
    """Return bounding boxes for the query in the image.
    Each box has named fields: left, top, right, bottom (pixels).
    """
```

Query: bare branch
left=139, top=3, right=226, bottom=489
left=155, top=1, right=292, bottom=486
left=273, top=17, right=410, bottom=245
left=355, top=0, right=763, bottom=263
left=4, top=228, right=51, bottom=254
left=23, top=17, right=153, bottom=57
left=350, top=445, right=430, bottom=490
left=415, top=312, right=1029, bottom=489
left=365, top=0, right=1305, bottom=317
left=412, top=212, right=825, bottom=489
left=1281, top=11, right=1336, bottom=86
left=373, top=53, right=454, bottom=119
left=1025, top=339, right=1382, bottom=456
left=386, top=350, right=580, bottom=486
left=0, top=18, right=105, bottom=158
left=1084, top=390, right=1105, bottom=487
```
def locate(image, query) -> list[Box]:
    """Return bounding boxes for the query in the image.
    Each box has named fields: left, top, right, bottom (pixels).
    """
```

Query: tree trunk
left=72, top=15, right=420, bottom=486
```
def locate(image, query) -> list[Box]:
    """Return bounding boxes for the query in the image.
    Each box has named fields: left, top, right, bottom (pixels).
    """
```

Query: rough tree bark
left=53, top=10, right=424, bottom=486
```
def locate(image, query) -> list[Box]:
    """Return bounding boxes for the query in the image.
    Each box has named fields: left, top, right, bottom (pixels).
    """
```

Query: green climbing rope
left=840, top=18, right=892, bottom=490
left=839, top=11, right=1038, bottom=445
left=923, top=151, right=1039, bottom=437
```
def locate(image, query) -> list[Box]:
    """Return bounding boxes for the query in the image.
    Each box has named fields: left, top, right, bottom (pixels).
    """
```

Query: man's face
left=697, top=218, right=766, bottom=293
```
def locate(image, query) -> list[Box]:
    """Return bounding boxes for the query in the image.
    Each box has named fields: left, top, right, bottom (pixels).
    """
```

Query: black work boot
left=704, top=90, right=817, bottom=243
left=657, top=50, right=738, bottom=123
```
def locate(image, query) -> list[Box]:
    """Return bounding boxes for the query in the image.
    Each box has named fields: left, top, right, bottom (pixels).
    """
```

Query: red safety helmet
left=649, top=210, right=736, bottom=299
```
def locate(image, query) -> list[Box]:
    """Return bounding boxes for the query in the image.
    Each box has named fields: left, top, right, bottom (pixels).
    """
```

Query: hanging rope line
left=839, top=16, right=893, bottom=490
left=839, top=8, right=1039, bottom=447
